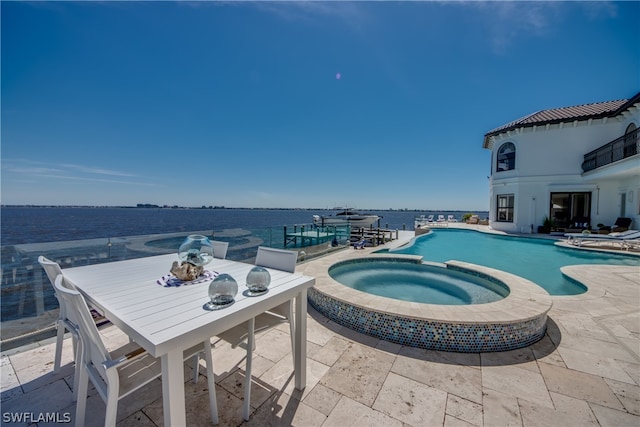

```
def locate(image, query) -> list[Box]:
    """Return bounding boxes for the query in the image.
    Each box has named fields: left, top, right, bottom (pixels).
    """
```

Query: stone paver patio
left=1, top=228, right=639, bottom=426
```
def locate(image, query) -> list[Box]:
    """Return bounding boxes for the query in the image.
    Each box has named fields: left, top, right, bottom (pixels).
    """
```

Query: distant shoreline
left=1, top=205, right=489, bottom=212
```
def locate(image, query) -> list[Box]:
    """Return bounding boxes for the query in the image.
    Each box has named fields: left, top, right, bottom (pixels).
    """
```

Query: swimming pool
left=381, top=229, right=639, bottom=295
left=328, top=258, right=509, bottom=305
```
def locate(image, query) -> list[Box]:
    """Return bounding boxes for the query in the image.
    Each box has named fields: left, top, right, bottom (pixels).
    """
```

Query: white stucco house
left=483, top=92, right=640, bottom=234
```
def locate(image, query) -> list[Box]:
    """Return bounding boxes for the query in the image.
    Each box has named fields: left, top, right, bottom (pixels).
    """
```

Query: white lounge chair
left=598, top=217, right=633, bottom=233
left=447, top=215, right=457, bottom=222
left=565, top=229, right=640, bottom=250
left=436, top=215, right=446, bottom=222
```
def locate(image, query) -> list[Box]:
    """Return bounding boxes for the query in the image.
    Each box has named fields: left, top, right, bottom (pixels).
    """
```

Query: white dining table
left=62, top=253, right=315, bottom=426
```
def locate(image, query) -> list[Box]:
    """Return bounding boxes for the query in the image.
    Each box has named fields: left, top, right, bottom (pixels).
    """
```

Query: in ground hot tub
left=328, top=258, right=509, bottom=305
left=308, top=255, right=552, bottom=352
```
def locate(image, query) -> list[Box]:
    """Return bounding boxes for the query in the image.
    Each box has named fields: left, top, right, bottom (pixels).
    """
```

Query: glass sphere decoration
left=204, top=274, right=238, bottom=310
left=178, top=235, right=214, bottom=267
left=245, top=266, right=271, bottom=296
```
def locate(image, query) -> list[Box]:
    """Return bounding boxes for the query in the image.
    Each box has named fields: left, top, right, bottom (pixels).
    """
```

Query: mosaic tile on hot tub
left=308, top=291, right=548, bottom=352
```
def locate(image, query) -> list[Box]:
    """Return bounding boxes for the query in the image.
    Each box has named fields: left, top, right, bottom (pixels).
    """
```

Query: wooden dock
left=350, top=227, right=398, bottom=247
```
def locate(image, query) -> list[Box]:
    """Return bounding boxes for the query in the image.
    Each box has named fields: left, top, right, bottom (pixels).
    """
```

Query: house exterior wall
left=486, top=108, right=640, bottom=233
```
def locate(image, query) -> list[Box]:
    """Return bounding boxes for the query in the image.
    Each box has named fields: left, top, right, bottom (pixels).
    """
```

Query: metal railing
left=582, top=128, right=639, bottom=172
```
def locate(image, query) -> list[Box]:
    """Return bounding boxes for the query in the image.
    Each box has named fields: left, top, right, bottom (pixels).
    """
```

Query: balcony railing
left=582, top=128, right=639, bottom=173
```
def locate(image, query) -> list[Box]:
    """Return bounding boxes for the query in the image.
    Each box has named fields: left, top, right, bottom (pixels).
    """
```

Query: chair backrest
left=38, top=256, right=63, bottom=286
left=255, top=246, right=297, bottom=273
left=53, top=275, right=111, bottom=384
left=212, top=241, right=229, bottom=259
left=615, top=217, right=632, bottom=228
left=255, top=247, right=297, bottom=320
left=39, top=256, right=70, bottom=320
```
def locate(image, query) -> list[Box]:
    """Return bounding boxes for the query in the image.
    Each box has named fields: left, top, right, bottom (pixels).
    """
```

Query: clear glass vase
left=204, top=274, right=238, bottom=310
left=245, top=266, right=271, bottom=296
left=178, top=234, right=214, bottom=266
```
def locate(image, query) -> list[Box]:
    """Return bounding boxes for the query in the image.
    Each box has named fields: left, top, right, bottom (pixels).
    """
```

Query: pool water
left=383, top=229, right=640, bottom=295
left=329, top=259, right=509, bottom=305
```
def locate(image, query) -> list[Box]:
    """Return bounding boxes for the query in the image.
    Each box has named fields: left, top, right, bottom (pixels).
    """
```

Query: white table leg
left=203, top=340, right=218, bottom=425
left=243, top=318, right=255, bottom=421
left=294, top=290, right=307, bottom=390
left=162, top=348, right=186, bottom=426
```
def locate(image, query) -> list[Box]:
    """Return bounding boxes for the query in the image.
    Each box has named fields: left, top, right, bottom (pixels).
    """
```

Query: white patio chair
left=437, top=214, right=446, bottom=222
left=249, top=246, right=296, bottom=349
left=447, top=215, right=458, bottom=222
left=217, top=246, right=298, bottom=420
left=53, top=275, right=218, bottom=427
left=38, top=256, right=85, bottom=398
left=39, top=257, right=111, bottom=361
left=212, top=240, right=229, bottom=259
left=215, top=247, right=296, bottom=349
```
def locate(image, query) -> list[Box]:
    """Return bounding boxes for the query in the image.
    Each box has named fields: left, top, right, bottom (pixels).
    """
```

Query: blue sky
left=2, top=1, right=638, bottom=210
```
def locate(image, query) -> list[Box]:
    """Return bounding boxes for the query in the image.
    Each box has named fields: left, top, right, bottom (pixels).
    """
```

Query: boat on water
left=313, top=208, right=381, bottom=227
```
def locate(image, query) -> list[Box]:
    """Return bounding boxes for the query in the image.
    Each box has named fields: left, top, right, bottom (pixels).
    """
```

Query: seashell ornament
left=170, top=261, right=204, bottom=281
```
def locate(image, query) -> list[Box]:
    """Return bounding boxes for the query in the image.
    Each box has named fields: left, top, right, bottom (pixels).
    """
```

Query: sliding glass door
left=550, top=192, right=591, bottom=228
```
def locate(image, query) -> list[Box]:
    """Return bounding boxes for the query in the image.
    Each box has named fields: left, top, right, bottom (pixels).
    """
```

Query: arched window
left=496, top=142, right=516, bottom=172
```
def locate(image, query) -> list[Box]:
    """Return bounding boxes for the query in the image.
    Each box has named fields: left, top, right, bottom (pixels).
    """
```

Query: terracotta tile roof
left=483, top=92, right=640, bottom=147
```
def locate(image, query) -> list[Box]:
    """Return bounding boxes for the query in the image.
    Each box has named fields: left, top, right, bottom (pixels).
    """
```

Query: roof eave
left=485, top=112, right=611, bottom=139
left=482, top=91, right=640, bottom=149
left=612, top=91, right=640, bottom=115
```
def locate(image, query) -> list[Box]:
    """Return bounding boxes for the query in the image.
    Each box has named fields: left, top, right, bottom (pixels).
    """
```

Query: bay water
left=1, top=207, right=487, bottom=245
